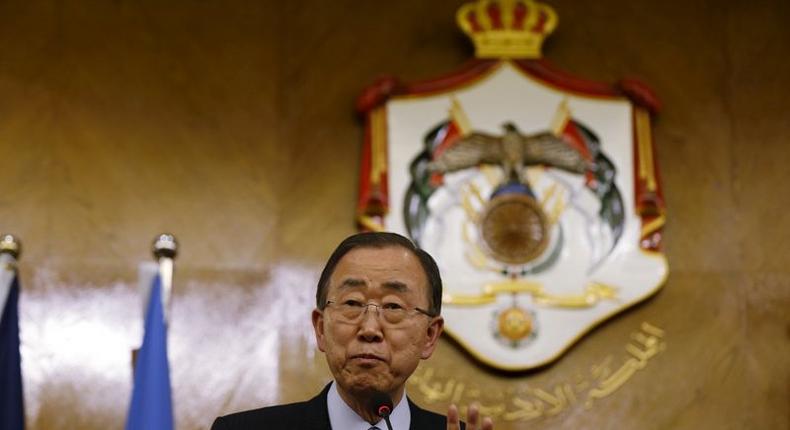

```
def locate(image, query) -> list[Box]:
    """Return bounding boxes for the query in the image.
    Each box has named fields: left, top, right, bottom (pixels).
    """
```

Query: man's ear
left=312, top=308, right=327, bottom=353
left=420, top=316, right=444, bottom=360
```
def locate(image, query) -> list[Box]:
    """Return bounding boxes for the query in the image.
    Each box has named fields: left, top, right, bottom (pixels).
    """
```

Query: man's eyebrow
left=337, top=278, right=410, bottom=292
left=381, top=281, right=409, bottom=292
left=338, top=278, right=367, bottom=288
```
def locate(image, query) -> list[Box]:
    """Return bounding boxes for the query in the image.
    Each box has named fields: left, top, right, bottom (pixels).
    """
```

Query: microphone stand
left=383, top=414, right=393, bottom=430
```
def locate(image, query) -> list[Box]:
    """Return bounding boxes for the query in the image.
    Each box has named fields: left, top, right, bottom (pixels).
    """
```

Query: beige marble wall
left=0, top=0, right=787, bottom=428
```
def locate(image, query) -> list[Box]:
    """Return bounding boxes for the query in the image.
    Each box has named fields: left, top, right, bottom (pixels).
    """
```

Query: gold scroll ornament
left=443, top=280, right=618, bottom=308
left=409, top=322, right=667, bottom=422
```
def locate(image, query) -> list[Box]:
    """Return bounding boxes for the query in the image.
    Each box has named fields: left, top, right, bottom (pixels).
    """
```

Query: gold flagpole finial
left=0, top=234, right=21, bottom=260
left=152, top=233, right=178, bottom=261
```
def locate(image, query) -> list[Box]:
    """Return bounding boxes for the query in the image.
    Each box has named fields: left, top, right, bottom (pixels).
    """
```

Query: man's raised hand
left=447, top=403, right=494, bottom=430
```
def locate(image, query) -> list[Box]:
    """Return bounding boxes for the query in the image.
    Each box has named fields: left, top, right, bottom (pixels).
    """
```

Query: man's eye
left=383, top=302, right=405, bottom=311
left=343, top=300, right=365, bottom=308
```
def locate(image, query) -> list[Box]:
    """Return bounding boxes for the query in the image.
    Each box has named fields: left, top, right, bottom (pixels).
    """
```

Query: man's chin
left=340, top=372, right=393, bottom=396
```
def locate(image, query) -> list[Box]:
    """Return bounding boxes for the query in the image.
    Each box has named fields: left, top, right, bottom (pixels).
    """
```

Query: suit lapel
left=302, top=383, right=333, bottom=430
left=407, top=397, right=463, bottom=430
left=407, top=397, right=426, bottom=430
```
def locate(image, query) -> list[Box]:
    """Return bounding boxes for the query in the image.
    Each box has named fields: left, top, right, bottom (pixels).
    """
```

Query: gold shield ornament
left=356, top=0, right=667, bottom=370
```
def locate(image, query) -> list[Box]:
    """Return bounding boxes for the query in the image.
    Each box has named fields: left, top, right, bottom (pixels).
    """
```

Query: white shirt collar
left=327, top=381, right=411, bottom=430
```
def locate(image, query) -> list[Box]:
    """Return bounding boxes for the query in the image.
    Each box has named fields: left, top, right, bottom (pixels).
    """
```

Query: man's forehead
left=328, top=246, right=428, bottom=292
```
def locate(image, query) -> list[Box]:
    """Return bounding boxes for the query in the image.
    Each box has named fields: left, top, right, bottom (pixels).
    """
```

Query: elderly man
left=212, top=232, right=493, bottom=430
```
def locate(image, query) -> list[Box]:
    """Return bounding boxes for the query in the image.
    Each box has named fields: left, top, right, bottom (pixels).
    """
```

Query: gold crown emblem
left=456, top=0, right=558, bottom=59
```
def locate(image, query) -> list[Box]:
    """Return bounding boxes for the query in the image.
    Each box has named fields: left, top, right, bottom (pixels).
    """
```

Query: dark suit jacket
left=212, top=383, right=463, bottom=430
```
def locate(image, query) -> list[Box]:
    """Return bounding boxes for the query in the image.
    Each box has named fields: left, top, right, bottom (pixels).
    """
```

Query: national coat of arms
left=356, top=0, right=667, bottom=370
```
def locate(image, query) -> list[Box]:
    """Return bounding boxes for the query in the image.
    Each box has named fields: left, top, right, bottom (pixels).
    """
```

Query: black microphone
left=370, top=391, right=394, bottom=430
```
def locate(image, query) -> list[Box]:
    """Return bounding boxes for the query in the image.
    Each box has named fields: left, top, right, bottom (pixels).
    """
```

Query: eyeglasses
left=324, top=299, right=434, bottom=326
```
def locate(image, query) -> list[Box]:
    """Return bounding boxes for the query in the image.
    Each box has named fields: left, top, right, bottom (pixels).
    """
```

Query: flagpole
left=0, top=234, right=21, bottom=317
left=126, top=234, right=177, bottom=430
left=152, top=233, right=177, bottom=324
left=0, top=233, right=25, bottom=430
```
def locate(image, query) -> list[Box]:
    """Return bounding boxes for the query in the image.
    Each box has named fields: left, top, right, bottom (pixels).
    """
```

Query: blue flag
left=0, top=274, right=24, bottom=430
left=126, top=275, right=174, bottom=430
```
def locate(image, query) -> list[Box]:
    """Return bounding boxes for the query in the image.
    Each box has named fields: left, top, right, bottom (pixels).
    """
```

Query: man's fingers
left=482, top=416, right=494, bottom=430
left=448, top=403, right=494, bottom=430
left=446, top=404, right=461, bottom=430
left=467, top=403, right=480, bottom=429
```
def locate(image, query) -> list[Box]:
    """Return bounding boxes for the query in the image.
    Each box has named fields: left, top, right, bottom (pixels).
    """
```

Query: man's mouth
left=350, top=353, right=385, bottom=362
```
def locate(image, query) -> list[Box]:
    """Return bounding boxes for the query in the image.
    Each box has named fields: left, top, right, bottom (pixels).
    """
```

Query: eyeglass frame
left=323, top=299, right=436, bottom=325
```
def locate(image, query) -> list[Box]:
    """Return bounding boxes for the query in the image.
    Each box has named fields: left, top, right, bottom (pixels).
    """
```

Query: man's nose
left=357, top=305, right=384, bottom=342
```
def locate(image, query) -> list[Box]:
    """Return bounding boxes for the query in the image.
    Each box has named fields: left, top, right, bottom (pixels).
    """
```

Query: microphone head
left=369, top=391, right=393, bottom=418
